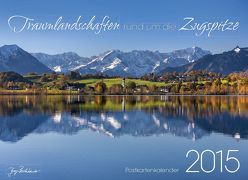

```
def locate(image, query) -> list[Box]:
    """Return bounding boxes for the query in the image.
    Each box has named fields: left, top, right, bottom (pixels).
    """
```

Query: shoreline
left=0, top=91, right=247, bottom=96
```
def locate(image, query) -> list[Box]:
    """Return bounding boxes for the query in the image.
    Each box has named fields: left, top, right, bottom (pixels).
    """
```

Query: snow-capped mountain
left=168, top=46, right=210, bottom=63
left=32, top=47, right=210, bottom=77
left=160, top=46, right=248, bottom=75
left=32, top=52, right=91, bottom=72
left=74, top=50, right=166, bottom=77
left=74, top=47, right=210, bottom=77
left=0, top=45, right=52, bottom=74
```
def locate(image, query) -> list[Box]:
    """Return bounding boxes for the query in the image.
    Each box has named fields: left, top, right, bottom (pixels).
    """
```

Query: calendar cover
left=0, top=0, right=247, bottom=179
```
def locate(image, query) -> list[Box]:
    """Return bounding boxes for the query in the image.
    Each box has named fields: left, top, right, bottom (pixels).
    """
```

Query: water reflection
left=0, top=95, right=248, bottom=142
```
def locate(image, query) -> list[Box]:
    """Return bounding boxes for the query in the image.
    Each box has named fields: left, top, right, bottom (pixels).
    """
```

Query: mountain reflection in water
left=0, top=95, right=247, bottom=142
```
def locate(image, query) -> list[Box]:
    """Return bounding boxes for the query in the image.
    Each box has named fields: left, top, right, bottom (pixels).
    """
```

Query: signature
left=7, top=166, right=40, bottom=177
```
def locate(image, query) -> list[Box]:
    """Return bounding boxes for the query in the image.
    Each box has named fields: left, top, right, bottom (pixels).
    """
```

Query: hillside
left=0, top=71, right=31, bottom=84
left=0, top=45, right=53, bottom=75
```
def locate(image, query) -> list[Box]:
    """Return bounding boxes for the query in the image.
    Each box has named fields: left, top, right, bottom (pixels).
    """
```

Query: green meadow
left=76, top=78, right=166, bottom=88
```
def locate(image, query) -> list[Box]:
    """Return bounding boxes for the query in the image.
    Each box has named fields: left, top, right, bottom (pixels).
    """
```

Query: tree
left=188, top=82, right=197, bottom=92
left=204, top=82, right=212, bottom=94
left=40, top=75, right=49, bottom=82
left=68, top=71, right=81, bottom=80
left=126, top=81, right=136, bottom=91
left=211, top=79, right=222, bottom=94
left=95, top=81, right=107, bottom=94
left=50, top=73, right=58, bottom=81
left=179, top=86, right=187, bottom=94
left=61, top=75, right=69, bottom=82
left=138, top=85, right=149, bottom=94
left=18, top=82, right=26, bottom=90
left=0, top=82, right=3, bottom=88
left=7, top=81, right=14, bottom=89
left=56, top=81, right=67, bottom=90
left=149, top=85, right=158, bottom=93
left=109, top=84, right=123, bottom=94
left=171, top=81, right=182, bottom=93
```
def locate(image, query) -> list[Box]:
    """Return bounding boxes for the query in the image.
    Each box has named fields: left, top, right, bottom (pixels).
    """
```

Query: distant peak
left=0, top=44, right=23, bottom=57
left=1, top=44, right=20, bottom=50
left=109, top=49, right=121, bottom=53
left=234, top=46, right=240, bottom=53
left=3, top=44, right=18, bottom=47
left=191, top=46, right=202, bottom=50
left=62, top=52, right=79, bottom=56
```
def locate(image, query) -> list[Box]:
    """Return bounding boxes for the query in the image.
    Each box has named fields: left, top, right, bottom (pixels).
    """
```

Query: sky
left=0, top=0, right=247, bottom=56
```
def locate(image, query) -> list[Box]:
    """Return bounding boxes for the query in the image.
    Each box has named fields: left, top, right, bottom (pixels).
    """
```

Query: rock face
left=159, top=46, right=248, bottom=75
left=33, top=47, right=210, bottom=77
left=0, top=45, right=53, bottom=75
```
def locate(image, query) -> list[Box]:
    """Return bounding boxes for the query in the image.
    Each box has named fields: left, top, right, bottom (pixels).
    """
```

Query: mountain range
left=0, top=44, right=247, bottom=76
left=32, top=47, right=210, bottom=77
left=160, top=46, right=248, bottom=75
left=31, top=52, right=90, bottom=73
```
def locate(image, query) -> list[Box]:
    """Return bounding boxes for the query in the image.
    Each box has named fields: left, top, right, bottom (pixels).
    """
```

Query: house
left=66, top=86, right=79, bottom=91
left=66, top=83, right=85, bottom=91
left=159, top=87, right=169, bottom=93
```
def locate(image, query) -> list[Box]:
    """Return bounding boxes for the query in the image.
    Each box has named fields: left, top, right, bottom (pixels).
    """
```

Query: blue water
left=0, top=95, right=247, bottom=180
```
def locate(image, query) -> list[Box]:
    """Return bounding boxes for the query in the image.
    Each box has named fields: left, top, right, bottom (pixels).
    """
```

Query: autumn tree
left=95, top=81, right=107, bottom=94
left=109, top=84, right=123, bottom=94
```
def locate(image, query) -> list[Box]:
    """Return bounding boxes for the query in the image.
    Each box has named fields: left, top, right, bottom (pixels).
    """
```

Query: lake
left=0, top=95, right=247, bottom=180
